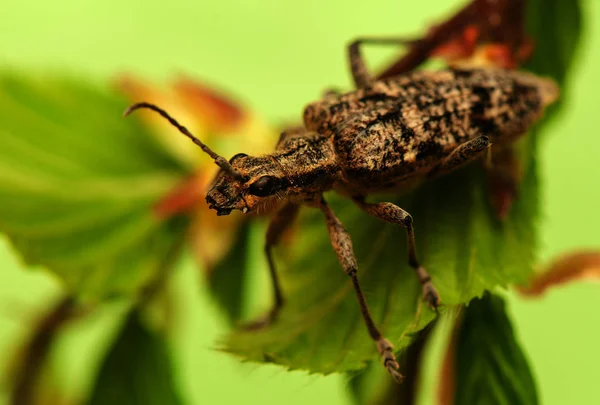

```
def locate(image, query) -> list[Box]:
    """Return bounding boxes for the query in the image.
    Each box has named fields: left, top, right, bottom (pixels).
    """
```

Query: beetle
left=124, top=37, right=558, bottom=382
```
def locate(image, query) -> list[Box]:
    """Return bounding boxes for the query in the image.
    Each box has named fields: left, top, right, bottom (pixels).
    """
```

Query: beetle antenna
left=124, top=102, right=246, bottom=181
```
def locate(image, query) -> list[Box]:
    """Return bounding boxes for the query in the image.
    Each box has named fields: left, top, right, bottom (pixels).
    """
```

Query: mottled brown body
left=205, top=67, right=557, bottom=215
left=302, top=68, right=557, bottom=194
left=125, top=37, right=558, bottom=384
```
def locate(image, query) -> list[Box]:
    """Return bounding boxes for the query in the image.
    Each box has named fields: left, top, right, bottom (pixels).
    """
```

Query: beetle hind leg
left=353, top=198, right=441, bottom=310
left=348, top=37, right=419, bottom=88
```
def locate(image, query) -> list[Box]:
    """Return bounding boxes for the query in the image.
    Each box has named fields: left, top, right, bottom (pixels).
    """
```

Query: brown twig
left=10, top=297, right=78, bottom=405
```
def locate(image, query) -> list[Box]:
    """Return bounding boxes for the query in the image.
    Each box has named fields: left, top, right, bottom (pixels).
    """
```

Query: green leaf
left=224, top=154, right=539, bottom=374
left=525, top=0, right=582, bottom=118
left=87, top=311, right=185, bottom=405
left=453, top=294, right=538, bottom=405
left=0, top=74, right=190, bottom=300
left=207, top=219, right=253, bottom=323
left=223, top=0, right=583, bottom=378
left=525, top=0, right=582, bottom=87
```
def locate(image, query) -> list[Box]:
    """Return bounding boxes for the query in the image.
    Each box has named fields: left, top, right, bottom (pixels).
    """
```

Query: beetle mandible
left=125, top=37, right=559, bottom=382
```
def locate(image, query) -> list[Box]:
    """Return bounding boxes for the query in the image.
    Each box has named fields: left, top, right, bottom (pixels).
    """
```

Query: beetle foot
left=377, top=338, right=404, bottom=383
left=422, top=281, right=441, bottom=310
left=239, top=309, right=279, bottom=331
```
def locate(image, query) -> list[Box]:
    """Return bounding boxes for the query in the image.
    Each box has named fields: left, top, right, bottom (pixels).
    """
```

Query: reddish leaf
left=431, top=25, right=479, bottom=61
left=437, top=322, right=458, bottom=405
left=153, top=173, right=205, bottom=219
left=173, top=77, right=245, bottom=132
left=519, top=251, right=600, bottom=296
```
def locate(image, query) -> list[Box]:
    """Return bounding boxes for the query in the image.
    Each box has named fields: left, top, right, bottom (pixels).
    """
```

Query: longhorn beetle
left=124, top=37, right=559, bottom=382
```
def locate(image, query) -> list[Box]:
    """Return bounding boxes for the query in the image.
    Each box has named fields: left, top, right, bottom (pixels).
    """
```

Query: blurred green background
left=0, top=0, right=598, bottom=404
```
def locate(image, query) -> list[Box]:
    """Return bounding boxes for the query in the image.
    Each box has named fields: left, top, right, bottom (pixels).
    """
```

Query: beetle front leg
left=348, top=37, right=419, bottom=88
left=242, top=203, right=300, bottom=330
left=318, top=196, right=403, bottom=383
left=353, top=198, right=440, bottom=309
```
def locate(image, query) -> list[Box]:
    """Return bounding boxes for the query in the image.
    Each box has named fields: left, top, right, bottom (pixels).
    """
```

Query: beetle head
left=206, top=153, right=290, bottom=215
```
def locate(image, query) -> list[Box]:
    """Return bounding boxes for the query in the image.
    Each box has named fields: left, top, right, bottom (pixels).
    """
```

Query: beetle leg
left=318, top=196, right=403, bottom=383
left=353, top=198, right=440, bottom=310
left=485, top=145, right=522, bottom=219
left=378, top=0, right=528, bottom=79
left=429, top=136, right=522, bottom=219
left=428, top=136, right=521, bottom=219
left=242, top=203, right=300, bottom=330
left=428, top=135, right=491, bottom=178
left=275, top=127, right=307, bottom=150
left=322, top=87, right=341, bottom=98
left=348, top=37, right=420, bottom=88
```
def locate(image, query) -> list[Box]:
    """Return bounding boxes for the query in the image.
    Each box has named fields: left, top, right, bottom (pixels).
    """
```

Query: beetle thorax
left=272, top=133, right=339, bottom=199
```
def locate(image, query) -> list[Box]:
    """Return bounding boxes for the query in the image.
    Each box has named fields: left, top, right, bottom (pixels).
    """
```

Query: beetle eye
left=229, top=153, right=248, bottom=163
left=248, top=176, right=277, bottom=197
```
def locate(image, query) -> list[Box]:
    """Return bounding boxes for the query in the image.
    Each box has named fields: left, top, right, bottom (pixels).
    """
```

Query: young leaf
left=223, top=0, right=582, bottom=378
left=525, top=0, right=582, bottom=91
left=87, top=311, right=185, bottom=405
left=449, top=294, right=538, bottom=405
left=0, top=74, right=190, bottom=300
